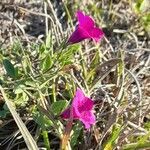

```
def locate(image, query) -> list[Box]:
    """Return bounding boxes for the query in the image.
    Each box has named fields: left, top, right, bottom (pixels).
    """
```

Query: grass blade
left=0, top=85, right=39, bottom=150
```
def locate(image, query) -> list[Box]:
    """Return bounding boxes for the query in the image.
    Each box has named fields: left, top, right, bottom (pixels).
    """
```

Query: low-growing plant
left=0, top=1, right=149, bottom=150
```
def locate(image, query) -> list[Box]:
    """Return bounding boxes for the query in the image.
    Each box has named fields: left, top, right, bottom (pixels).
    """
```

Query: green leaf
left=0, top=54, right=3, bottom=61
left=33, top=108, right=53, bottom=130
left=104, top=143, right=112, bottom=150
left=71, top=123, right=83, bottom=148
left=39, top=44, right=46, bottom=55
left=0, top=110, right=7, bottom=118
left=3, top=59, right=17, bottom=78
left=15, top=67, right=19, bottom=78
left=133, top=0, right=143, bottom=13
left=139, top=0, right=150, bottom=13
left=25, top=80, right=37, bottom=88
left=117, top=50, right=124, bottom=77
left=13, top=84, right=29, bottom=106
left=51, top=100, right=68, bottom=115
left=41, top=54, right=52, bottom=71
left=133, top=0, right=150, bottom=14
left=58, top=44, right=81, bottom=66
left=103, top=124, right=123, bottom=150
left=0, top=103, right=10, bottom=118
left=14, top=84, right=25, bottom=94
left=14, top=92, right=29, bottom=107
left=142, top=14, right=150, bottom=35
left=137, top=130, right=150, bottom=147
left=123, top=142, right=150, bottom=150
left=45, top=30, right=52, bottom=49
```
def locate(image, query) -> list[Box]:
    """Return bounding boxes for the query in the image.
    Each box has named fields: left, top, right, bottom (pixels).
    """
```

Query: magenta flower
left=61, top=88, right=96, bottom=129
left=68, top=11, right=104, bottom=44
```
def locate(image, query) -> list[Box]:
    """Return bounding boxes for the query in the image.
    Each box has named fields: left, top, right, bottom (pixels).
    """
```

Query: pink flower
left=68, top=11, right=104, bottom=44
left=61, top=88, right=96, bottom=129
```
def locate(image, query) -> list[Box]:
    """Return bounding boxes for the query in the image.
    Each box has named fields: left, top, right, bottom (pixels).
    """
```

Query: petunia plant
left=0, top=9, right=105, bottom=150
left=60, top=10, right=104, bottom=149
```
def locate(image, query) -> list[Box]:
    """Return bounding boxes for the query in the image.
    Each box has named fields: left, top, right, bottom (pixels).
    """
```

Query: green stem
left=79, top=49, right=90, bottom=95
left=123, top=142, right=150, bottom=150
left=52, top=78, right=56, bottom=102
left=63, top=2, right=74, bottom=28
left=42, top=130, right=51, bottom=150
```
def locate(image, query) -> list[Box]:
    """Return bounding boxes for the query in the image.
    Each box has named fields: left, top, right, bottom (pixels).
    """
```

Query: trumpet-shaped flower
left=61, top=88, right=95, bottom=129
left=68, top=11, right=104, bottom=44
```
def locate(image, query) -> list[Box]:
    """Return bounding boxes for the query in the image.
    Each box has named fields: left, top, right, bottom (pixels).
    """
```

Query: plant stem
left=123, top=142, right=150, bottom=150
left=42, top=130, right=51, bottom=150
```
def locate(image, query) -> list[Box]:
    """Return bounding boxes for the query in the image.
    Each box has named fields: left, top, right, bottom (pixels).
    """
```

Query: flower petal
left=80, top=111, right=96, bottom=129
left=71, top=88, right=85, bottom=116
left=61, top=107, right=79, bottom=119
left=78, top=97, right=94, bottom=112
left=90, top=27, right=104, bottom=42
left=76, top=11, right=85, bottom=25
left=68, top=27, right=90, bottom=44
left=60, top=107, right=71, bottom=119
left=72, top=88, right=85, bottom=107
left=76, top=11, right=94, bottom=30
left=73, top=88, right=94, bottom=112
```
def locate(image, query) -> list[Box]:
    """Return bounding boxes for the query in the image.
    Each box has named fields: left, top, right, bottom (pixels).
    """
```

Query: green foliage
left=138, top=131, right=150, bottom=146
left=70, top=123, right=83, bottom=148
left=134, top=0, right=150, bottom=13
left=32, top=107, right=53, bottom=130
left=142, top=13, right=150, bottom=34
left=45, top=31, right=53, bottom=49
left=40, top=54, right=53, bottom=71
left=58, top=44, right=81, bottom=66
left=144, top=121, right=150, bottom=131
left=15, top=92, right=29, bottom=106
left=3, top=59, right=18, bottom=79
left=123, top=142, right=150, bottom=150
left=0, top=104, right=10, bottom=118
left=133, top=0, right=150, bottom=35
left=51, top=100, right=68, bottom=115
left=103, top=124, right=123, bottom=150
left=134, top=0, right=144, bottom=13
left=123, top=122, right=150, bottom=150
